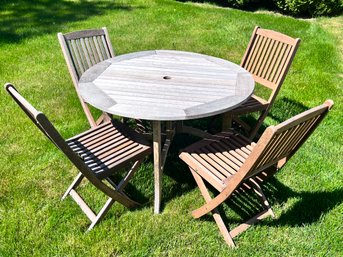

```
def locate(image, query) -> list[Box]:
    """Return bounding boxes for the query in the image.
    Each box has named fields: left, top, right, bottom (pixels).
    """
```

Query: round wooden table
left=79, top=50, right=254, bottom=213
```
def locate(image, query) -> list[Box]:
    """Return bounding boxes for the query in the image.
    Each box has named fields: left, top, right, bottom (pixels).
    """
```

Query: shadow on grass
left=197, top=177, right=343, bottom=228
left=0, top=0, right=135, bottom=45
left=269, top=97, right=309, bottom=123
left=229, top=97, right=310, bottom=138
left=160, top=133, right=341, bottom=227
left=266, top=178, right=343, bottom=227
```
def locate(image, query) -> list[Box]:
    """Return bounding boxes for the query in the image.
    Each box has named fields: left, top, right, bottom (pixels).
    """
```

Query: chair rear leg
left=116, top=160, right=142, bottom=191
left=249, top=110, right=268, bottom=139
left=64, top=160, right=144, bottom=231
left=222, top=113, right=233, bottom=131
left=88, top=160, right=144, bottom=230
left=222, top=113, right=232, bottom=131
left=62, top=172, right=84, bottom=200
left=96, top=112, right=111, bottom=126
left=190, top=168, right=236, bottom=247
left=88, top=198, right=115, bottom=231
left=250, top=179, right=275, bottom=218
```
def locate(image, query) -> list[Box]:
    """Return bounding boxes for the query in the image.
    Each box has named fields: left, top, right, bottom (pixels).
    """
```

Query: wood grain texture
left=153, top=121, right=162, bottom=214
left=58, top=27, right=114, bottom=127
left=79, top=50, right=254, bottom=121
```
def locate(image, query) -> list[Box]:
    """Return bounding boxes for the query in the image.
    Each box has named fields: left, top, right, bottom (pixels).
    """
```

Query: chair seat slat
left=81, top=135, right=126, bottom=157
left=209, top=144, right=242, bottom=172
left=192, top=152, right=227, bottom=181
left=199, top=148, right=233, bottom=179
left=78, top=128, right=119, bottom=147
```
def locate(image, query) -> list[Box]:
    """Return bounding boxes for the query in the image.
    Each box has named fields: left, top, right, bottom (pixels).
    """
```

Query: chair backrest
left=241, top=100, right=334, bottom=181
left=4, top=83, right=123, bottom=200
left=241, top=26, right=300, bottom=105
left=58, top=27, right=114, bottom=83
left=58, top=27, right=114, bottom=127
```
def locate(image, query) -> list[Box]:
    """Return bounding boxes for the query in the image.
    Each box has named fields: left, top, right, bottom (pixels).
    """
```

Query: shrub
left=226, top=0, right=271, bottom=8
left=226, top=0, right=254, bottom=8
left=273, top=0, right=343, bottom=17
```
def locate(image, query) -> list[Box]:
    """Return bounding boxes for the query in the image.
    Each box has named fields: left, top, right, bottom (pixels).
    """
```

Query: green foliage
left=226, top=0, right=255, bottom=8
left=273, top=0, right=343, bottom=17
left=187, top=0, right=343, bottom=17
left=225, top=0, right=272, bottom=9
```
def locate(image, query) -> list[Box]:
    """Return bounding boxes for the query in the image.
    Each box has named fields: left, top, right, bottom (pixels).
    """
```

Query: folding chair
left=58, top=27, right=114, bottom=127
left=180, top=100, right=333, bottom=247
left=222, top=26, right=301, bottom=138
left=5, top=83, right=151, bottom=231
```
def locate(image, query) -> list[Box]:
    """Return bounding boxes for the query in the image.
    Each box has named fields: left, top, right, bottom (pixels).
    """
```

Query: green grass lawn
left=0, top=0, right=342, bottom=256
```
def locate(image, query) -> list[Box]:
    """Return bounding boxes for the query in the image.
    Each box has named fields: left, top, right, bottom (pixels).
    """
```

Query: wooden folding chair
left=222, top=26, right=301, bottom=138
left=58, top=27, right=114, bottom=127
left=180, top=100, right=333, bottom=247
left=5, top=83, right=151, bottom=231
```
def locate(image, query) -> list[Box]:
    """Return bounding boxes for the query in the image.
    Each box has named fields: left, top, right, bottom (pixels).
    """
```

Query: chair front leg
left=249, top=178, right=275, bottom=218
left=249, top=109, right=268, bottom=139
left=190, top=168, right=236, bottom=247
left=62, top=172, right=84, bottom=200
left=88, top=160, right=144, bottom=231
left=87, top=198, right=115, bottom=231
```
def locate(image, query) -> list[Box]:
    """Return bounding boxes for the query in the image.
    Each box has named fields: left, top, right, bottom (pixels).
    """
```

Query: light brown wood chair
left=180, top=100, right=333, bottom=247
left=222, top=26, right=301, bottom=138
left=5, top=83, right=151, bottom=231
left=58, top=27, right=114, bottom=127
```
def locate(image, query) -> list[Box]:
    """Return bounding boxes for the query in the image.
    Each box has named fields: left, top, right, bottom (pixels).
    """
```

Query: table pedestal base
left=152, top=121, right=213, bottom=214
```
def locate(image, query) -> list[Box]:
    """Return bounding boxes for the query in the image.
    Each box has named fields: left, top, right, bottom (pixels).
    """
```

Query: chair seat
left=6, top=83, right=152, bottom=231
left=67, top=120, right=151, bottom=179
left=182, top=131, right=257, bottom=192
left=230, top=95, right=269, bottom=115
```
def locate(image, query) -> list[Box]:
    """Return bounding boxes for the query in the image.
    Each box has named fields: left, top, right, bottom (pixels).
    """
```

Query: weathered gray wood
left=5, top=83, right=152, bottom=230
left=79, top=50, right=254, bottom=121
left=58, top=28, right=114, bottom=127
left=77, top=50, right=254, bottom=214
left=222, top=26, right=301, bottom=138
left=64, top=29, right=106, bottom=40
left=153, top=121, right=162, bottom=214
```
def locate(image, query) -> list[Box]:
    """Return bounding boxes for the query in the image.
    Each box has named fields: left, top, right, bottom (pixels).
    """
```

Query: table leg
left=222, top=113, right=232, bottom=131
left=153, top=120, right=162, bottom=214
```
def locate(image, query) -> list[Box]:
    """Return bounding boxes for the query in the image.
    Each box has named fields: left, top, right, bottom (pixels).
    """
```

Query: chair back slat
left=65, top=33, right=112, bottom=79
left=58, top=28, right=114, bottom=81
left=242, top=100, right=333, bottom=180
left=241, top=27, right=300, bottom=101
